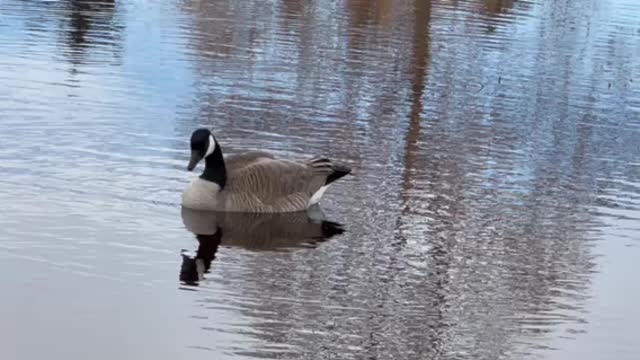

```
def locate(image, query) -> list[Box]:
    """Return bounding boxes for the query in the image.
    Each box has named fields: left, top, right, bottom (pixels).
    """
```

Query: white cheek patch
left=205, top=135, right=216, bottom=157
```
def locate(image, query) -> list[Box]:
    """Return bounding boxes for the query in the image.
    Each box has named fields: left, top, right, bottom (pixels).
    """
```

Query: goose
left=181, top=128, right=351, bottom=212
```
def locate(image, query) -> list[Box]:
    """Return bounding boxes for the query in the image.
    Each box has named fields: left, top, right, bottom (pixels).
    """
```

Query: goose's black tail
left=326, top=164, right=351, bottom=185
left=309, top=157, right=352, bottom=185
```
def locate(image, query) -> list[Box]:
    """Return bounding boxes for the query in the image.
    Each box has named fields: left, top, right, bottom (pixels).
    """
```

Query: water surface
left=1, top=0, right=639, bottom=359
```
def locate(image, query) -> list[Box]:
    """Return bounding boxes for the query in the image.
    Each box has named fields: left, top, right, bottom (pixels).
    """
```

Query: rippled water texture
left=1, top=0, right=639, bottom=359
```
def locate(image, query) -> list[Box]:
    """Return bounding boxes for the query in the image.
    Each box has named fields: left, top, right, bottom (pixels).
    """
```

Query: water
left=1, top=0, right=639, bottom=359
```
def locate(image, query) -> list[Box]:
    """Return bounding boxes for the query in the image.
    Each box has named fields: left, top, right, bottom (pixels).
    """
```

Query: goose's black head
left=187, top=128, right=216, bottom=171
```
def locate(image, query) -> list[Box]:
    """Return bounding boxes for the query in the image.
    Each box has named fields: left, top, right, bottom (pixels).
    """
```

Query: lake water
left=1, top=0, right=639, bottom=359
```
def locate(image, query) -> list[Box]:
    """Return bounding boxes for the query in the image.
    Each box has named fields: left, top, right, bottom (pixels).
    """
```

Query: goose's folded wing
left=226, top=159, right=326, bottom=202
left=224, top=151, right=275, bottom=171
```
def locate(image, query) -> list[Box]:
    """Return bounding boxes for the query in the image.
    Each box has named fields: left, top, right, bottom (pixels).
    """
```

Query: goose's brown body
left=182, top=150, right=351, bottom=212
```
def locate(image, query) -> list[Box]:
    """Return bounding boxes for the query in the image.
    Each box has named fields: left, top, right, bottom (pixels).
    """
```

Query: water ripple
left=1, top=0, right=640, bottom=359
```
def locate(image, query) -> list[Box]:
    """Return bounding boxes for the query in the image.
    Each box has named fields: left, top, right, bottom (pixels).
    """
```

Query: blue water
left=1, top=0, right=639, bottom=359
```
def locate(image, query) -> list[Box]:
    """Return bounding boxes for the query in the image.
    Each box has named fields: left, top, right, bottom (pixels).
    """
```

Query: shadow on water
left=9, top=0, right=125, bottom=70
left=61, top=0, right=123, bottom=68
left=179, top=207, right=346, bottom=287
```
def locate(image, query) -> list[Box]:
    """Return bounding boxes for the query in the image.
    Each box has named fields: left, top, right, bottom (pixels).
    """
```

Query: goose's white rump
left=308, top=185, right=329, bottom=206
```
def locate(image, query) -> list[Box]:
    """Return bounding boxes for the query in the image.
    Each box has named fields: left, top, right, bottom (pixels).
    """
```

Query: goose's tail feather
left=325, top=164, right=351, bottom=185
left=309, top=157, right=352, bottom=185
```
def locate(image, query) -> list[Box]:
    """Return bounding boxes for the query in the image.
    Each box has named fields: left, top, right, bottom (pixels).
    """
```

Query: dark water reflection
left=1, top=0, right=639, bottom=359
left=179, top=208, right=345, bottom=286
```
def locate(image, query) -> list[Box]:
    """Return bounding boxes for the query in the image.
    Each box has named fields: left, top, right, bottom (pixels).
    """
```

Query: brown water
left=1, top=0, right=639, bottom=359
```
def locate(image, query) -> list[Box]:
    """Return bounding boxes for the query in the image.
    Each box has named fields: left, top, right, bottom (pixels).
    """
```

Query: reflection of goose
left=182, top=128, right=352, bottom=212
left=179, top=207, right=345, bottom=286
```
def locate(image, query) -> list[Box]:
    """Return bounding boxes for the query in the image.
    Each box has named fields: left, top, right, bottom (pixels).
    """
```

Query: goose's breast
left=182, top=178, right=222, bottom=210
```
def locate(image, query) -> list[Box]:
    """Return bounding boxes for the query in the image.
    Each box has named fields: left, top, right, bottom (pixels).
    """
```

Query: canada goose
left=181, top=128, right=352, bottom=212
left=179, top=207, right=345, bottom=285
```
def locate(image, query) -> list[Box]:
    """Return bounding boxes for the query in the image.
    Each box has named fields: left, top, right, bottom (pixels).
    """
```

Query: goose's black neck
left=200, top=144, right=227, bottom=188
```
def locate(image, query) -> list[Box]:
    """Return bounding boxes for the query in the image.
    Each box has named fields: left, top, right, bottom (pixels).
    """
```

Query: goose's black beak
left=187, top=150, right=202, bottom=171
